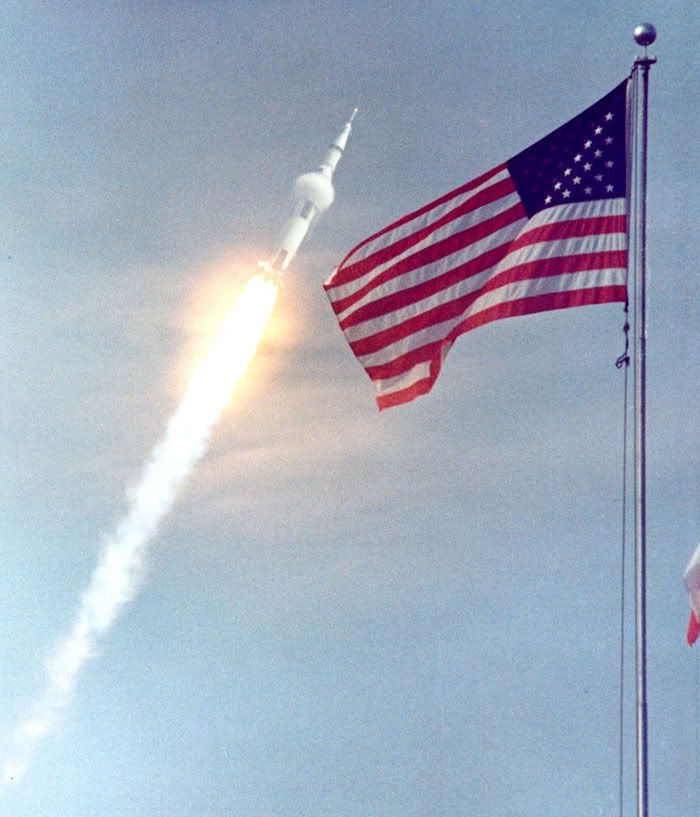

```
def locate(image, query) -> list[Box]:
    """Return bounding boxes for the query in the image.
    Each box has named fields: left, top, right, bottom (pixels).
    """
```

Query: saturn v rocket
left=260, top=109, right=357, bottom=277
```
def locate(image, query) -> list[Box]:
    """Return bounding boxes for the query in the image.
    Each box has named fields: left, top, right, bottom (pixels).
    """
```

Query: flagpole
left=631, top=22, right=656, bottom=817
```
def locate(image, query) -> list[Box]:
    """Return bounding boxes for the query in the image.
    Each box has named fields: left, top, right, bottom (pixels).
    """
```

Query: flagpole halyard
left=631, top=21, right=656, bottom=817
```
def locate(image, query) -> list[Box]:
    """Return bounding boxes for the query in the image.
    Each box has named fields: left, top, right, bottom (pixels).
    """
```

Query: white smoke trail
left=2, top=273, right=278, bottom=786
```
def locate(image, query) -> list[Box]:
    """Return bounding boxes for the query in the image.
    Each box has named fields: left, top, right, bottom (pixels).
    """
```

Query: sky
left=1, top=1, right=698, bottom=815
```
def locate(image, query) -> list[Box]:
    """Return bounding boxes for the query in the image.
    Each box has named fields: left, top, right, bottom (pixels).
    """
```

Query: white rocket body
left=267, top=110, right=356, bottom=274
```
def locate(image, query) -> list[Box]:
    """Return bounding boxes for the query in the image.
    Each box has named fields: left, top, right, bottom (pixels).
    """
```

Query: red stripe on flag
left=366, top=337, right=444, bottom=382
left=375, top=374, right=436, bottom=410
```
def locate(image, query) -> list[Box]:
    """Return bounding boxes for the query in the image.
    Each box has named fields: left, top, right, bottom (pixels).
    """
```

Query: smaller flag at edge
left=683, top=542, right=700, bottom=646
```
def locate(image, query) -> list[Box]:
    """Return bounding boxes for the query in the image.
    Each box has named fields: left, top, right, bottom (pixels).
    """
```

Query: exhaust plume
left=2, top=273, right=278, bottom=786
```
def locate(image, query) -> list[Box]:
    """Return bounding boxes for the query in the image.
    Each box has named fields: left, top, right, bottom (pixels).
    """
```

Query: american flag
left=324, top=81, right=629, bottom=410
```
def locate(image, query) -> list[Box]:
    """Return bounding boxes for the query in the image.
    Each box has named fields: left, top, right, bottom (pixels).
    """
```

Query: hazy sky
left=1, top=2, right=698, bottom=815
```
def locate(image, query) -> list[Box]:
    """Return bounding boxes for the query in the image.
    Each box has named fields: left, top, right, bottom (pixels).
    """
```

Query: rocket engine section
left=265, top=109, right=356, bottom=275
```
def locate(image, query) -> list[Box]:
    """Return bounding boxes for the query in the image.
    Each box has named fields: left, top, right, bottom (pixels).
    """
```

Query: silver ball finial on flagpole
left=633, top=23, right=657, bottom=47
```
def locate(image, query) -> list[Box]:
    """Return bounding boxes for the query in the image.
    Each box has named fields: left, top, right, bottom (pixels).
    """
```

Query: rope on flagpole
left=616, top=342, right=630, bottom=817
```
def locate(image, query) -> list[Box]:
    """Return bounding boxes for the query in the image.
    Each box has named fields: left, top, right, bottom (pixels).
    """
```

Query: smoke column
left=2, top=273, right=278, bottom=786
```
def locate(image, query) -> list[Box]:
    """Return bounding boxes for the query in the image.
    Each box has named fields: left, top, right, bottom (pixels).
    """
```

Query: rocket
left=260, top=109, right=357, bottom=277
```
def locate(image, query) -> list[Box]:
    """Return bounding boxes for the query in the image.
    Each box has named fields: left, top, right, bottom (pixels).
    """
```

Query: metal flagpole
left=631, top=22, right=656, bottom=817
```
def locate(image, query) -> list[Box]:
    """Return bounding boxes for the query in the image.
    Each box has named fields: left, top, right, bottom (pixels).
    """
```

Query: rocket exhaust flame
left=2, top=273, right=278, bottom=786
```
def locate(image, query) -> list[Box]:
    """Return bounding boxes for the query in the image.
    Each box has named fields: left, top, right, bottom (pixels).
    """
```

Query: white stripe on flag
left=371, top=361, right=433, bottom=397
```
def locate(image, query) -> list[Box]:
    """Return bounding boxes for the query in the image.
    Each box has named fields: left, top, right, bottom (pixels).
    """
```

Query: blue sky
left=1, top=1, right=698, bottom=815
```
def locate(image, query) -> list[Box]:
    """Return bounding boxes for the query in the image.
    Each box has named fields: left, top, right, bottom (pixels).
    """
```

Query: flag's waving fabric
left=684, top=543, right=700, bottom=646
left=324, top=81, right=629, bottom=410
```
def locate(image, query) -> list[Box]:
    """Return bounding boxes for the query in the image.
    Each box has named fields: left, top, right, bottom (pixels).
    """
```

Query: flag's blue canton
left=507, top=81, right=627, bottom=218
